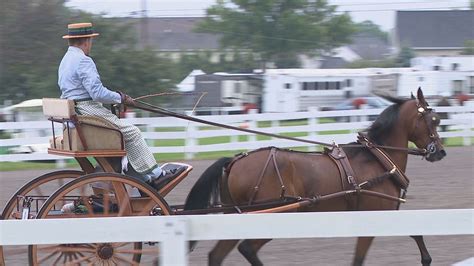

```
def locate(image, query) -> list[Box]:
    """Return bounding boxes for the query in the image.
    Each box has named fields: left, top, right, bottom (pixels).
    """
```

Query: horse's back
left=227, top=148, right=342, bottom=205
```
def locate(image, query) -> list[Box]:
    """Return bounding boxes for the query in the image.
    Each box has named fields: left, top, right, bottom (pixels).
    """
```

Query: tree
left=0, top=1, right=179, bottom=104
left=395, top=46, right=415, bottom=67
left=354, top=20, right=388, bottom=41
left=461, top=40, right=474, bottom=55
left=196, top=0, right=355, bottom=68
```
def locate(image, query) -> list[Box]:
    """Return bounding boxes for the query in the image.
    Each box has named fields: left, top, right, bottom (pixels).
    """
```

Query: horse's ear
left=417, top=87, right=428, bottom=106
left=411, top=92, right=416, bottom=99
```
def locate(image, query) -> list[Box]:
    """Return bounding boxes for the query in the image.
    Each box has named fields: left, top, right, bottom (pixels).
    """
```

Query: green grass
left=2, top=126, right=472, bottom=171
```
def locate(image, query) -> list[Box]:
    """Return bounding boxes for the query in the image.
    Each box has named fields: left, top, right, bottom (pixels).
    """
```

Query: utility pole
left=140, top=0, right=149, bottom=48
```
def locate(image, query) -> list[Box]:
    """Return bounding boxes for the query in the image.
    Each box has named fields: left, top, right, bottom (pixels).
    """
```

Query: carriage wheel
left=0, top=170, right=82, bottom=265
left=28, top=173, right=171, bottom=265
left=1, top=170, right=83, bottom=220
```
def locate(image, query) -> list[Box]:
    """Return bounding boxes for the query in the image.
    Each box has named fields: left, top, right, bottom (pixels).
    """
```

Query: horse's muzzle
left=426, top=148, right=446, bottom=162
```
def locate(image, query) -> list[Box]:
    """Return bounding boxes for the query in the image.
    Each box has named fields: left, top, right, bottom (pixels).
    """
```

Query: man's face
left=84, top=38, right=93, bottom=55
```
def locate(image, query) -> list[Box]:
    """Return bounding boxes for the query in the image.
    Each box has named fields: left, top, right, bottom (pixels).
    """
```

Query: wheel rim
left=28, top=173, right=170, bottom=265
left=1, top=170, right=82, bottom=265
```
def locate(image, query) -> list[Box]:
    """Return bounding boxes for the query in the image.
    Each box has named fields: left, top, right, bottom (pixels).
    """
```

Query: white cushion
left=42, top=98, right=76, bottom=119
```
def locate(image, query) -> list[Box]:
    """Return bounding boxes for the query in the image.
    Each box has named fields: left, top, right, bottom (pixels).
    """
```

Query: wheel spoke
left=113, top=254, right=139, bottom=265
left=116, top=247, right=158, bottom=254
left=38, top=249, right=60, bottom=263
left=103, top=192, right=110, bottom=215
left=64, top=253, right=96, bottom=265
left=51, top=251, right=64, bottom=265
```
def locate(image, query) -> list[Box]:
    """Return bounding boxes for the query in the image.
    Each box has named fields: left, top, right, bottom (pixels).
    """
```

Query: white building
left=410, top=56, right=474, bottom=95
left=262, top=68, right=434, bottom=112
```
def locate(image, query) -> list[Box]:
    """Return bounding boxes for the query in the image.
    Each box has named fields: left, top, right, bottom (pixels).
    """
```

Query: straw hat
left=62, top=23, right=99, bottom=39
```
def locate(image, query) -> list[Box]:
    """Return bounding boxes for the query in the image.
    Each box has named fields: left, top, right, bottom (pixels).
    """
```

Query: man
left=58, top=22, right=185, bottom=189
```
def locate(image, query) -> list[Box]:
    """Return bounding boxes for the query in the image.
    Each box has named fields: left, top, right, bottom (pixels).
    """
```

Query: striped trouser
left=75, top=101, right=157, bottom=173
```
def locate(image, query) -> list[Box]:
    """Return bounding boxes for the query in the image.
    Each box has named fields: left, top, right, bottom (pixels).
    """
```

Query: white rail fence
left=0, top=106, right=472, bottom=162
left=0, top=209, right=472, bottom=265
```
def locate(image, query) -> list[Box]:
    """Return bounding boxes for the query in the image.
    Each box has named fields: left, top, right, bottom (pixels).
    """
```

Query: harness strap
left=248, top=147, right=286, bottom=205
left=357, top=134, right=410, bottom=190
left=326, top=146, right=361, bottom=210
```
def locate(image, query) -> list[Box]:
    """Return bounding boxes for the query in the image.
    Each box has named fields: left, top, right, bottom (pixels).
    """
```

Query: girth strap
left=327, top=146, right=359, bottom=189
left=326, top=146, right=361, bottom=209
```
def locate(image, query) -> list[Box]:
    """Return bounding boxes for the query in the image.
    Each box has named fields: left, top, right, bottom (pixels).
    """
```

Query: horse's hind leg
left=208, top=240, right=239, bottom=266
left=411, top=235, right=432, bottom=266
left=238, top=239, right=272, bottom=266
left=352, top=237, right=374, bottom=266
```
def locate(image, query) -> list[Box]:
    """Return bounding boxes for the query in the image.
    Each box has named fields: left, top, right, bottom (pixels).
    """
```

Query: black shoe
left=147, top=166, right=186, bottom=190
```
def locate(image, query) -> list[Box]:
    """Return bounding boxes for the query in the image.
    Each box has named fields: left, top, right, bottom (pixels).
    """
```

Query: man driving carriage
left=58, top=22, right=185, bottom=189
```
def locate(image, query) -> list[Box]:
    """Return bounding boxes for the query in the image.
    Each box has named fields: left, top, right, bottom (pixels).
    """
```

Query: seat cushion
left=48, top=115, right=123, bottom=151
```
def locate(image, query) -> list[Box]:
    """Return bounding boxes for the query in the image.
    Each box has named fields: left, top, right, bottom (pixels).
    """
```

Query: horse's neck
left=382, top=133, right=409, bottom=173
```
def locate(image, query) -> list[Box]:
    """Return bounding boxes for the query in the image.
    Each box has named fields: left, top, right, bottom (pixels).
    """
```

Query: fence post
left=185, top=111, right=196, bottom=160
left=248, top=109, right=257, bottom=143
left=463, top=118, right=472, bottom=146
left=308, top=107, right=319, bottom=152
left=159, top=218, right=188, bottom=266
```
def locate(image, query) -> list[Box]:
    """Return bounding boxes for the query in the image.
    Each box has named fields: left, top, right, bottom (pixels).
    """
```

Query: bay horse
left=184, top=88, right=446, bottom=265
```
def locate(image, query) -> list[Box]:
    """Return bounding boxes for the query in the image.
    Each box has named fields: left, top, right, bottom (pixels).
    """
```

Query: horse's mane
left=367, top=95, right=410, bottom=145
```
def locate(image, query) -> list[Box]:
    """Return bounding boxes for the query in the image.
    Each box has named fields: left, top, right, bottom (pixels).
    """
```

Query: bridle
left=412, top=102, right=442, bottom=157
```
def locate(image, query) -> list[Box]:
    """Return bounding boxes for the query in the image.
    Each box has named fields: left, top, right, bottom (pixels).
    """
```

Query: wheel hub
left=97, top=243, right=114, bottom=260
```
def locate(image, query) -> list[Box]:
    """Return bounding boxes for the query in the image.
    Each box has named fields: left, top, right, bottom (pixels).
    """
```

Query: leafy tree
left=348, top=46, right=415, bottom=68
left=461, top=40, right=474, bottom=55
left=195, top=0, right=355, bottom=68
left=354, top=20, right=388, bottom=41
left=0, top=0, right=179, bottom=104
left=395, top=46, right=415, bottom=67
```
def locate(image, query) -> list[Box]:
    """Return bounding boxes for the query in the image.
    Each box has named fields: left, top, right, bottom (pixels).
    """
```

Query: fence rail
left=0, top=106, right=472, bottom=162
left=0, top=209, right=472, bottom=265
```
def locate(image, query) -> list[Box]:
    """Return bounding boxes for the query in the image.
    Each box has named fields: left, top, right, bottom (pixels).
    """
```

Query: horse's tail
left=184, top=157, right=232, bottom=211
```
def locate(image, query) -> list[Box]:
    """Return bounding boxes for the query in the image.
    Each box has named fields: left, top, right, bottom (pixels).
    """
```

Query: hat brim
left=62, top=33, right=99, bottom=39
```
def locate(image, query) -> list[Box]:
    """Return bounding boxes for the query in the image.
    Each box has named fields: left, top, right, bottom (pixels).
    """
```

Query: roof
left=348, top=33, right=391, bottom=60
left=2, top=99, right=43, bottom=111
left=396, top=10, right=474, bottom=49
left=120, top=17, right=221, bottom=51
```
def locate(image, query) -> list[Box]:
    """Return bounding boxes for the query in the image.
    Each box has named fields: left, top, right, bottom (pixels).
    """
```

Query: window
left=284, top=83, right=291, bottom=89
left=345, top=79, right=352, bottom=87
left=452, top=63, right=459, bottom=71
left=234, top=82, right=241, bottom=93
left=452, top=80, right=464, bottom=94
left=469, top=76, right=474, bottom=94
left=302, top=81, right=341, bottom=90
left=433, top=66, right=441, bottom=71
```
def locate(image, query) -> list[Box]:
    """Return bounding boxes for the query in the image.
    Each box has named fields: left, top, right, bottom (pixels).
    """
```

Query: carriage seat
left=43, top=98, right=124, bottom=151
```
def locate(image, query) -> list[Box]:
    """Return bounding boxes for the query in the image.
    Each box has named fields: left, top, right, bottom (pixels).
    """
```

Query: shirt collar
left=68, top=46, right=85, bottom=55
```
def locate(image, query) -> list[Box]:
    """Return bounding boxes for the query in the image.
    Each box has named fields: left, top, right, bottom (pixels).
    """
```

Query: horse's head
left=404, top=88, right=446, bottom=162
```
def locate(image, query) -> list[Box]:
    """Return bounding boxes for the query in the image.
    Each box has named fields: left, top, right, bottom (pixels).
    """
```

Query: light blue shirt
left=58, top=46, right=121, bottom=104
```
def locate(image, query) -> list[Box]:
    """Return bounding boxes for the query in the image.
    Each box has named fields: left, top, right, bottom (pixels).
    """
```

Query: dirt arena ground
left=1, top=146, right=473, bottom=265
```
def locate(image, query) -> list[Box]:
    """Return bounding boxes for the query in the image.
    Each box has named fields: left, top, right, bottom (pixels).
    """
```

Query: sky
left=66, top=0, right=471, bottom=31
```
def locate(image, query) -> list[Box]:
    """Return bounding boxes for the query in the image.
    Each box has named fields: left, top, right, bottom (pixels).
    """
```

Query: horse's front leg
left=208, top=239, right=240, bottom=266
left=352, top=236, right=374, bottom=266
left=238, top=239, right=272, bottom=266
left=411, top=235, right=432, bottom=266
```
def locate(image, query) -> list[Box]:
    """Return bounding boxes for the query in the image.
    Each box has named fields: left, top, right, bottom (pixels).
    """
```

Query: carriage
left=0, top=89, right=446, bottom=265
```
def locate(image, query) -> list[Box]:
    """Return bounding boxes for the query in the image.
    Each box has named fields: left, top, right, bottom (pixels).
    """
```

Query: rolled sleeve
left=77, top=57, right=121, bottom=104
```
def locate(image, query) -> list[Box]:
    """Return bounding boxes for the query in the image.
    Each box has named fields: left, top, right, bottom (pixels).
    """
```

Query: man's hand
left=117, top=91, right=135, bottom=106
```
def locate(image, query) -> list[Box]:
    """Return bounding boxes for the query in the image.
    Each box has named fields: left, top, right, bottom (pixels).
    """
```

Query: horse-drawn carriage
left=0, top=88, right=446, bottom=265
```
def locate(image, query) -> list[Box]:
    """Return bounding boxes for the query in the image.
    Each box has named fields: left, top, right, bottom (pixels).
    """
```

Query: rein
left=131, top=100, right=428, bottom=156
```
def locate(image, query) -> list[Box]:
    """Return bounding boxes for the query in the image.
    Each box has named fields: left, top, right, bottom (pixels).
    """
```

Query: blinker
left=417, top=107, right=425, bottom=113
